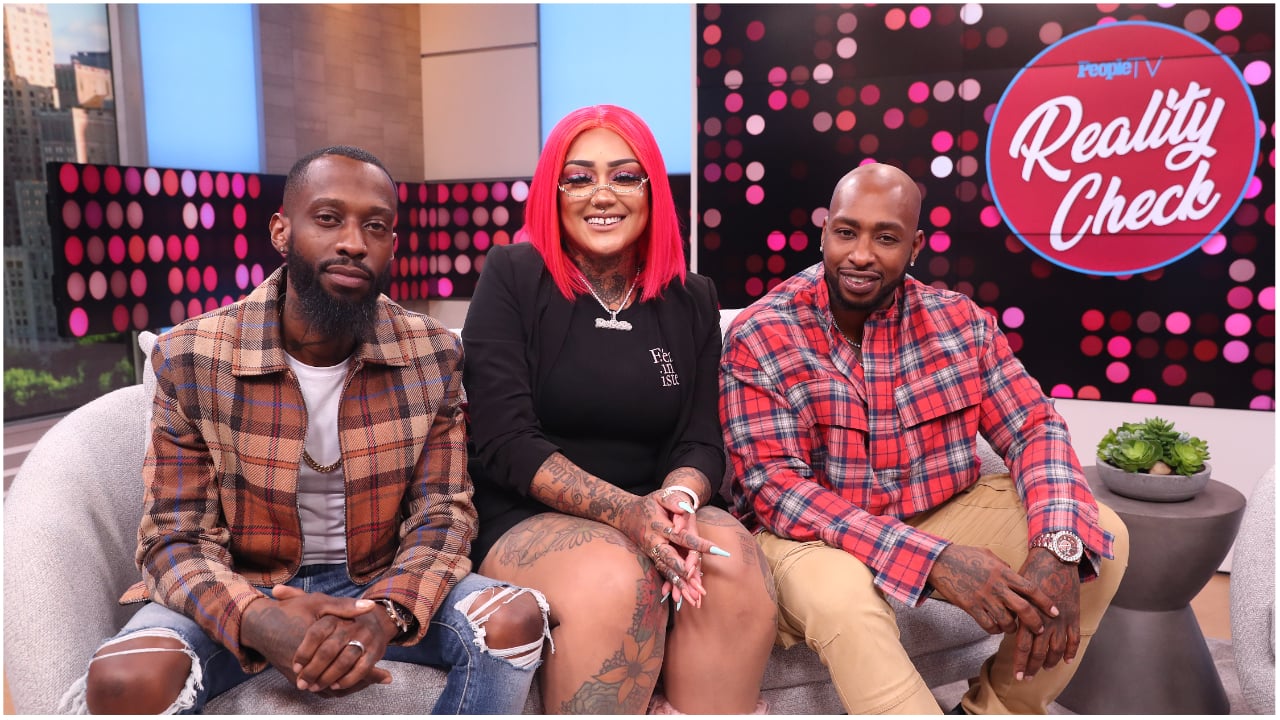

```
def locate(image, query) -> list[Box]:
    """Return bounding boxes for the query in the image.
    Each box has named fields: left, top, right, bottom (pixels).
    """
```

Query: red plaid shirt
left=121, top=267, right=476, bottom=671
left=720, top=265, right=1114, bottom=607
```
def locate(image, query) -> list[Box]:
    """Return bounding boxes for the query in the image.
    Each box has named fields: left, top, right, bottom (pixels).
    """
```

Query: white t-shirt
left=284, top=353, right=351, bottom=566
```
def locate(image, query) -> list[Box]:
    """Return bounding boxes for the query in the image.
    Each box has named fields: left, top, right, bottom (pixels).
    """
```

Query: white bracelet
left=662, top=485, right=700, bottom=513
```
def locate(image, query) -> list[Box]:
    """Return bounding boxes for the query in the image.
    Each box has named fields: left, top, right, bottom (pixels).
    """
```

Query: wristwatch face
left=1050, top=531, right=1084, bottom=563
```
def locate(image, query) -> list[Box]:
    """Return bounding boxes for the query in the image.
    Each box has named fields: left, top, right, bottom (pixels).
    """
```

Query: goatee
left=285, top=248, right=390, bottom=344
left=825, top=266, right=909, bottom=314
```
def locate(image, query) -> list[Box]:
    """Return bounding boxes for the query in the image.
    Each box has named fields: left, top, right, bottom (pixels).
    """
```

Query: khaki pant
left=757, top=474, right=1129, bottom=714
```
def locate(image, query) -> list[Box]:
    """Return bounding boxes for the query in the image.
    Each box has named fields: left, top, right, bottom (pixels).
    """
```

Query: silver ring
left=347, top=639, right=366, bottom=654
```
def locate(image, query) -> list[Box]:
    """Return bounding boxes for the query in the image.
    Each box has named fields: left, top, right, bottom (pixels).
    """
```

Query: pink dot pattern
left=697, top=3, right=1274, bottom=410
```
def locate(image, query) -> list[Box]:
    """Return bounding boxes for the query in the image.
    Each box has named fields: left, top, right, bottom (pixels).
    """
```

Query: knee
left=85, top=643, right=193, bottom=714
left=481, top=590, right=547, bottom=651
left=460, top=586, right=551, bottom=670
left=707, top=544, right=778, bottom=630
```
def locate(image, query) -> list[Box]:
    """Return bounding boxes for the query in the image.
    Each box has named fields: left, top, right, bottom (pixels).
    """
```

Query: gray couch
left=5, top=320, right=1005, bottom=713
left=1230, top=466, right=1275, bottom=715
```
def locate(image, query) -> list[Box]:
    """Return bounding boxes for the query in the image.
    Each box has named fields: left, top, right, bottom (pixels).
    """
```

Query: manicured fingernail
left=293, top=663, right=302, bottom=673
left=676, top=599, right=683, bottom=612
left=1050, top=605, right=1060, bottom=617
left=709, top=545, right=731, bottom=558
left=678, top=501, right=695, bottom=514
left=355, top=599, right=374, bottom=608
left=297, top=679, right=307, bottom=690
left=660, top=592, right=669, bottom=604
left=1016, top=672, right=1024, bottom=681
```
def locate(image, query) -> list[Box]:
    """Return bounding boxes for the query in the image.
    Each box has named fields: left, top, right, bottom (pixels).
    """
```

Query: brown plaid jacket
left=120, top=267, right=476, bottom=671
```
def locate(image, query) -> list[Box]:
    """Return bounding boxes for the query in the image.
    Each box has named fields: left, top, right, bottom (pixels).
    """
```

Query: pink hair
left=516, top=104, right=687, bottom=302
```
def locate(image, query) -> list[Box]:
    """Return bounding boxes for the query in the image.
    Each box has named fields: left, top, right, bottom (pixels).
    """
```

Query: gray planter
left=1095, top=460, right=1211, bottom=502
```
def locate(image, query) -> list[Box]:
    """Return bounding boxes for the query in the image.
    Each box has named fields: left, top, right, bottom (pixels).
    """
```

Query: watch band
left=1029, top=530, right=1084, bottom=564
left=379, top=598, right=414, bottom=639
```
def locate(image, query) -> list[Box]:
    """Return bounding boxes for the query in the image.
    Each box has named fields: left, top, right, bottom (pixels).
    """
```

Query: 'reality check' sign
left=987, top=21, right=1260, bottom=276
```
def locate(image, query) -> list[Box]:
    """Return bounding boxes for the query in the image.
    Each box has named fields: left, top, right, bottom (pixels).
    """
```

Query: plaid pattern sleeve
left=357, top=327, right=477, bottom=643
left=970, top=306, right=1114, bottom=579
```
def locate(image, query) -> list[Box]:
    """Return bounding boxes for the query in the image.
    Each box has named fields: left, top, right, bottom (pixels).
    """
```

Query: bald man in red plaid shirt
left=720, top=163, right=1129, bottom=714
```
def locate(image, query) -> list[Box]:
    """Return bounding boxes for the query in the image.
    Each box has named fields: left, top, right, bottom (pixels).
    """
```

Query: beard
left=824, top=263, right=909, bottom=314
left=285, top=247, right=390, bottom=344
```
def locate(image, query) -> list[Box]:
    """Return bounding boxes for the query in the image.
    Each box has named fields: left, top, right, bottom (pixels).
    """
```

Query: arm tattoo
left=932, top=550, right=987, bottom=601
left=532, top=453, right=633, bottom=527
left=661, top=467, right=712, bottom=505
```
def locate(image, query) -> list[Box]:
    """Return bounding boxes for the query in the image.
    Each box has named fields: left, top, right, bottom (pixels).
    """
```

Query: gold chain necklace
left=302, top=449, right=342, bottom=474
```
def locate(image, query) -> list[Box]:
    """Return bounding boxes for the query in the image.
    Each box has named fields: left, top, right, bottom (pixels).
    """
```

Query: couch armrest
left=1230, top=465, right=1275, bottom=715
left=3, top=385, right=150, bottom=713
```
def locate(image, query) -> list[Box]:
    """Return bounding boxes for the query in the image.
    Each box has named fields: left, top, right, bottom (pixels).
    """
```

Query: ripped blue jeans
left=63, top=567, right=547, bottom=714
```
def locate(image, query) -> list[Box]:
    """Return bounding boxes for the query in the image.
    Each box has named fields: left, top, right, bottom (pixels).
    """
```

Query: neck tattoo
left=579, top=267, right=641, bottom=331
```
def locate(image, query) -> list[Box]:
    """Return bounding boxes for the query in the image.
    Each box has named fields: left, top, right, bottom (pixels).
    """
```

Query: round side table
left=1055, top=466, right=1245, bottom=714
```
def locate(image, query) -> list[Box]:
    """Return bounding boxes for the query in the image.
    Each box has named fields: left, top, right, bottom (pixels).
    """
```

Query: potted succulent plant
left=1095, top=417, right=1212, bottom=502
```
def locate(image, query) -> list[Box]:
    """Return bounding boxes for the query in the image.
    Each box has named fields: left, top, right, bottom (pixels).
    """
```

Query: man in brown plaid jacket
left=61, top=146, right=550, bottom=714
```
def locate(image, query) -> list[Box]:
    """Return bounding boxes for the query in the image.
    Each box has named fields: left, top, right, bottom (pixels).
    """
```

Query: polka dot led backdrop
left=47, top=165, right=534, bottom=333
left=51, top=165, right=282, bottom=336
left=697, top=3, right=1274, bottom=411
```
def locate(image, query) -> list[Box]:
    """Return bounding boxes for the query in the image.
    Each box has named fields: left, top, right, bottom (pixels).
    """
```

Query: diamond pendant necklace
left=579, top=268, right=640, bottom=332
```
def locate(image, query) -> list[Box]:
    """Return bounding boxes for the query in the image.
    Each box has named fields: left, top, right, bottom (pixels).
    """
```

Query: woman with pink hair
left=462, top=105, right=775, bottom=714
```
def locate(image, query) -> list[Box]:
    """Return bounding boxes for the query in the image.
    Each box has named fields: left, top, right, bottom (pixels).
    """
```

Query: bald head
left=829, top=163, right=922, bottom=232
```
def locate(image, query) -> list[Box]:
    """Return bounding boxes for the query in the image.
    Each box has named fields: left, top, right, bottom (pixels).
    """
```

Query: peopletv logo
left=987, top=21, right=1260, bottom=276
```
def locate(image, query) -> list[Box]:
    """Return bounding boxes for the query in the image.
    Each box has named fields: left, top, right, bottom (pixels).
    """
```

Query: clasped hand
left=928, top=544, right=1081, bottom=681
left=242, top=586, right=394, bottom=697
left=617, top=491, right=718, bottom=609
